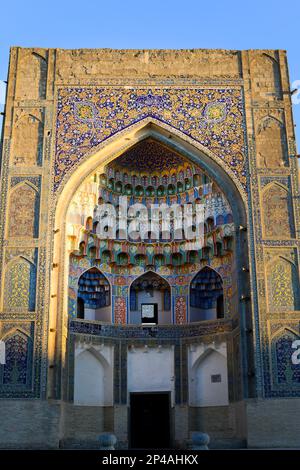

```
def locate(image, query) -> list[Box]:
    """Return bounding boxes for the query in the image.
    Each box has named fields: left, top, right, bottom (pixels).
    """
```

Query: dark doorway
left=216, top=294, right=224, bottom=319
left=130, top=392, right=171, bottom=449
left=77, top=297, right=84, bottom=319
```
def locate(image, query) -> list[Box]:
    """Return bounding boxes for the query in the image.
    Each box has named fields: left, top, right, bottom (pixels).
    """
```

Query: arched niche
left=74, top=345, right=113, bottom=406
left=266, top=257, right=300, bottom=311
left=13, top=113, right=44, bottom=166
left=7, top=182, right=39, bottom=238
left=0, top=330, right=33, bottom=388
left=271, top=328, right=300, bottom=387
left=49, top=120, right=250, bottom=397
left=129, top=271, right=171, bottom=325
left=251, top=54, right=282, bottom=99
left=2, top=257, right=36, bottom=312
left=189, top=344, right=229, bottom=407
left=77, top=267, right=111, bottom=322
left=262, top=183, right=293, bottom=239
left=190, top=267, right=224, bottom=322
left=16, top=51, right=47, bottom=100
left=256, top=116, right=287, bottom=169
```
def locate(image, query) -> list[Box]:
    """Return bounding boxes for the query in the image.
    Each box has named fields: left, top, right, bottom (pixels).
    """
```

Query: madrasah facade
left=0, top=48, right=299, bottom=449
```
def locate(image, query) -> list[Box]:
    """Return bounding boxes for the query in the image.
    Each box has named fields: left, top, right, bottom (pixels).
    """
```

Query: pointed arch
left=251, top=52, right=280, bottom=68
left=77, top=267, right=111, bottom=321
left=266, top=256, right=300, bottom=311
left=31, top=51, right=47, bottom=62
left=0, top=328, right=33, bottom=387
left=266, top=253, right=296, bottom=269
left=75, top=346, right=110, bottom=369
left=7, top=181, right=39, bottom=238
left=262, top=180, right=288, bottom=193
left=261, top=182, right=293, bottom=238
left=15, top=111, right=43, bottom=127
left=2, top=256, right=36, bottom=311
left=129, top=270, right=171, bottom=325
left=74, top=345, right=113, bottom=405
left=1, top=327, right=31, bottom=343
left=55, top=119, right=247, bottom=213
left=257, top=115, right=283, bottom=134
left=190, top=266, right=224, bottom=322
left=271, top=326, right=299, bottom=342
left=13, top=112, right=44, bottom=165
left=10, top=179, right=39, bottom=193
left=191, top=346, right=227, bottom=369
left=53, top=121, right=247, bottom=322
left=271, top=328, right=300, bottom=387
left=129, top=269, right=170, bottom=288
left=256, top=115, right=287, bottom=168
left=4, top=253, right=35, bottom=268
left=16, top=50, right=47, bottom=100
left=189, top=345, right=229, bottom=406
left=49, top=120, right=250, bottom=393
left=251, top=53, right=282, bottom=99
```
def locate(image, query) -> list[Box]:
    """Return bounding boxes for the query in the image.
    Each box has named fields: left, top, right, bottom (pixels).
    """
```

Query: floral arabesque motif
left=55, top=87, right=247, bottom=192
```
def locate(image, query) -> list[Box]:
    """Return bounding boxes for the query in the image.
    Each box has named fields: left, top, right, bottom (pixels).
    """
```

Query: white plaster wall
left=189, top=342, right=229, bottom=407
left=74, top=343, right=113, bottom=406
left=84, top=306, right=111, bottom=322
left=127, top=346, right=175, bottom=404
left=189, top=307, right=216, bottom=322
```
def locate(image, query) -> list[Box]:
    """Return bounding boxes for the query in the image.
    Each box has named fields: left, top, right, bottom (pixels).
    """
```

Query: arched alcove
left=77, top=268, right=111, bottom=322
left=251, top=54, right=282, bottom=100
left=3, top=257, right=36, bottom=312
left=266, top=257, right=300, bottom=311
left=49, top=119, right=250, bottom=400
left=271, top=329, right=300, bottom=387
left=256, top=116, right=287, bottom=169
left=190, top=267, right=224, bottom=322
left=262, top=183, right=293, bottom=238
left=129, top=271, right=171, bottom=324
left=16, top=51, right=47, bottom=100
left=189, top=346, right=229, bottom=407
left=8, top=182, right=39, bottom=238
left=0, top=330, right=33, bottom=388
left=74, top=347, right=113, bottom=406
left=13, top=113, right=44, bottom=166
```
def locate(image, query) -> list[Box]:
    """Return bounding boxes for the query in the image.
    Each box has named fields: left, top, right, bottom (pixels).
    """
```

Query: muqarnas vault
left=0, top=48, right=299, bottom=449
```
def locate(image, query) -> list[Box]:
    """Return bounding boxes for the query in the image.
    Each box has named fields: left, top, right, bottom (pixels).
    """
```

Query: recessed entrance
left=130, top=392, right=171, bottom=449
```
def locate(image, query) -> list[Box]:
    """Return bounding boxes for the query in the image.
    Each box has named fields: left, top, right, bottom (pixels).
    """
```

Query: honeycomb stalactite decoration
left=66, top=139, right=236, bottom=324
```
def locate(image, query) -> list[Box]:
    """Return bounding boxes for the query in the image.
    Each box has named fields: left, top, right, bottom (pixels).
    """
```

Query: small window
left=211, top=374, right=222, bottom=383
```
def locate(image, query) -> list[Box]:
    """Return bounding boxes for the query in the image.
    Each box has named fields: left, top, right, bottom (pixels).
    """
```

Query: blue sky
left=0, top=0, right=299, bottom=146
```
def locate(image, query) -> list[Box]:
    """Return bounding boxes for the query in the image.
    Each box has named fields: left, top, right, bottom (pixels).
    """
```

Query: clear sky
left=0, top=0, right=299, bottom=147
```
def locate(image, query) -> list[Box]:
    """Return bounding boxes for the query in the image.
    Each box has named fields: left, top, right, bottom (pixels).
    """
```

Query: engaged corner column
left=174, top=405, right=189, bottom=448
left=113, top=405, right=128, bottom=447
